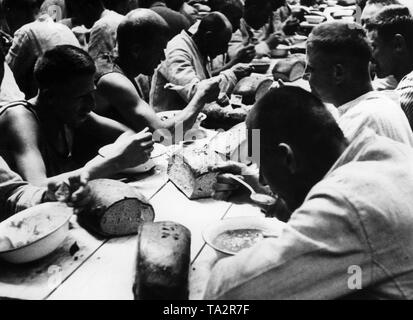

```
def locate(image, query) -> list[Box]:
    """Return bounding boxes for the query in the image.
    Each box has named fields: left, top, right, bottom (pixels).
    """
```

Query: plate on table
left=203, top=216, right=283, bottom=256
left=99, top=142, right=167, bottom=174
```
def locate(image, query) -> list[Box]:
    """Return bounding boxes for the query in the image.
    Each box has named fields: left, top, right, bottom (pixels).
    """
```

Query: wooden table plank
left=0, top=156, right=169, bottom=300
left=48, top=182, right=233, bottom=300
left=0, top=216, right=103, bottom=300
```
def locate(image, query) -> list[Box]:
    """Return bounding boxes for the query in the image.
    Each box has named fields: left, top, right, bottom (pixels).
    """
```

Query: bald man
left=150, top=12, right=253, bottom=112
left=94, top=9, right=220, bottom=142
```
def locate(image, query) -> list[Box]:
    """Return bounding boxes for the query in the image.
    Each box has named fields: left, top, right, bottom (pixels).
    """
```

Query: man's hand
left=234, top=45, right=256, bottom=64
left=282, top=17, right=300, bottom=36
left=208, top=161, right=261, bottom=201
left=106, top=128, right=155, bottom=169
left=231, top=63, right=254, bottom=81
left=195, top=77, right=221, bottom=104
left=44, top=170, right=91, bottom=212
left=266, top=32, right=288, bottom=49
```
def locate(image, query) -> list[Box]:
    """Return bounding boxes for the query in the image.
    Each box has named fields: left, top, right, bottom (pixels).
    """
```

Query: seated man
left=65, top=0, right=124, bottom=60
left=206, top=86, right=413, bottom=299
left=365, top=6, right=413, bottom=130
left=305, top=21, right=413, bottom=145
left=0, top=45, right=154, bottom=186
left=95, top=9, right=220, bottom=138
left=0, top=57, right=88, bottom=221
left=190, top=0, right=256, bottom=76
left=150, top=12, right=251, bottom=112
left=4, top=0, right=80, bottom=99
left=361, top=0, right=401, bottom=91
left=228, top=0, right=287, bottom=60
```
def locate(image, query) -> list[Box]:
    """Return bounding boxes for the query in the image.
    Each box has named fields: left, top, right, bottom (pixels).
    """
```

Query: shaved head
left=117, top=9, right=169, bottom=76
left=195, top=12, right=233, bottom=58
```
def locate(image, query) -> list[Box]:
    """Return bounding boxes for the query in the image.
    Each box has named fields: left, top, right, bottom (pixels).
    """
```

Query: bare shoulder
left=0, top=104, right=40, bottom=142
left=97, top=72, right=140, bottom=103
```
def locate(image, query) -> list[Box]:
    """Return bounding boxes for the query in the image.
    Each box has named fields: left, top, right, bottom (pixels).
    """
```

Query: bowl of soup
left=202, top=216, right=284, bottom=256
left=0, top=203, right=73, bottom=264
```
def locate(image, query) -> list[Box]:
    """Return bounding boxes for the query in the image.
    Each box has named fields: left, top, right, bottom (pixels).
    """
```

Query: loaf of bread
left=133, top=221, right=191, bottom=300
left=233, top=75, right=273, bottom=105
left=167, top=142, right=222, bottom=199
left=77, top=179, right=155, bottom=237
left=272, top=54, right=306, bottom=82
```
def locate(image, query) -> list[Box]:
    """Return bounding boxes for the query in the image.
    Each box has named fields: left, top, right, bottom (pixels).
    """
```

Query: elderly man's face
left=305, top=47, right=337, bottom=104
left=367, top=29, right=395, bottom=78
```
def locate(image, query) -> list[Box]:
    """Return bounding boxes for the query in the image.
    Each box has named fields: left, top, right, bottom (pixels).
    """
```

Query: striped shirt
left=397, top=70, right=413, bottom=131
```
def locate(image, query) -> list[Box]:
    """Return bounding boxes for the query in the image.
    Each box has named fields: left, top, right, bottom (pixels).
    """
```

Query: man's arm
left=0, top=156, right=46, bottom=221
left=164, top=46, right=239, bottom=101
left=1, top=105, right=49, bottom=186
left=204, top=187, right=370, bottom=300
left=97, top=73, right=219, bottom=137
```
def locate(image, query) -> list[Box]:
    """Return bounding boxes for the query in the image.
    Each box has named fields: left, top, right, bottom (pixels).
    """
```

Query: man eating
left=0, top=45, right=155, bottom=186
left=205, top=86, right=413, bottom=299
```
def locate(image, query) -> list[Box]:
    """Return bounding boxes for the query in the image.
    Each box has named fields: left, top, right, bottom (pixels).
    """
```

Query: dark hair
left=117, top=9, right=169, bottom=55
left=366, top=5, right=413, bottom=54
left=34, top=45, right=96, bottom=88
left=164, top=0, right=184, bottom=11
left=248, top=86, right=345, bottom=173
left=308, top=21, right=372, bottom=66
left=197, top=12, right=230, bottom=35
left=210, top=0, right=243, bottom=12
left=366, top=0, right=400, bottom=5
left=2, top=0, right=43, bottom=10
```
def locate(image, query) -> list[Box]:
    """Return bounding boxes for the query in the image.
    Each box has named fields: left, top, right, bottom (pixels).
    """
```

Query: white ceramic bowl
left=202, top=216, right=284, bottom=257
left=304, top=15, right=325, bottom=24
left=0, top=203, right=73, bottom=264
left=271, top=45, right=290, bottom=58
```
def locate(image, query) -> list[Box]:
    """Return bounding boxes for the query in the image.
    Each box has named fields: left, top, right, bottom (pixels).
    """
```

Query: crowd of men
left=2, top=0, right=413, bottom=300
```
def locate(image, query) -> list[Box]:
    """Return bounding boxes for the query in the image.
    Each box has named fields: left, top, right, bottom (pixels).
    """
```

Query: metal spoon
left=227, top=174, right=277, bottom=207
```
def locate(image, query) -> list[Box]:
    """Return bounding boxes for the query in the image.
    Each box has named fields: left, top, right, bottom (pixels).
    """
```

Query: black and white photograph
left=0, top=0, right=413, bottom=307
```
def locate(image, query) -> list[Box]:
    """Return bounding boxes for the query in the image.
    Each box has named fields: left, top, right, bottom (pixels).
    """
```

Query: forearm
left=211, top=59, right=237, bottom=77
left=162, top=93, right=206, bottom=137
left=0, top=159, right=46, bottom=221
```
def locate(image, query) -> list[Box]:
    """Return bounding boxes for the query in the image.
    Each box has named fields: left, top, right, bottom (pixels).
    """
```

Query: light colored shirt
left=6, top=14, right=80, bottom=98
left=337, top=91, right=413, bottom=146
left=150, top=30, right=237, bottom=112
left=88, top=9, right=124, bottom=60
left=205, top=130, right=413, bottom=299
left=397, top=70, right=413, bottom=131
left=0, top=62, right=25, bottom=105
left=372, top=75, right=398, bottom=91
left=0, top=156, right=45, bottom=222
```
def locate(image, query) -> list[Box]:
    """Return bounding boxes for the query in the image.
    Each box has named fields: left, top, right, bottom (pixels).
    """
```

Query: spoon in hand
left=226, top=174, right=277, bottom=207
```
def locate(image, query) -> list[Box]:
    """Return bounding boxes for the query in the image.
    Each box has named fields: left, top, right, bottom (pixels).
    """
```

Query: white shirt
left=205, top=130, right=413, bottom=299
left=337, top=91, right=413, bottom=146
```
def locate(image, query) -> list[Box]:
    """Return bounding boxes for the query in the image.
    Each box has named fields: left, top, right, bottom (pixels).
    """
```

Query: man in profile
left=206, top=86, right=413, bottom=299
left=305, top=21, right=413, bottom=145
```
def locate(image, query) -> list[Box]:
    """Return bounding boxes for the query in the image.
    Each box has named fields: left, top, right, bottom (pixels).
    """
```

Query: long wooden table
left=0, top=141, right=272, bottom=300
left=0, top=69, right=307, bottom=300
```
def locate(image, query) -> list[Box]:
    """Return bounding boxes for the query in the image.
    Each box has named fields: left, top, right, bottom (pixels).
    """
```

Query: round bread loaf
left=77, top=179, right=155, bottom=237
left=133, top=221, right=191, bottom=300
